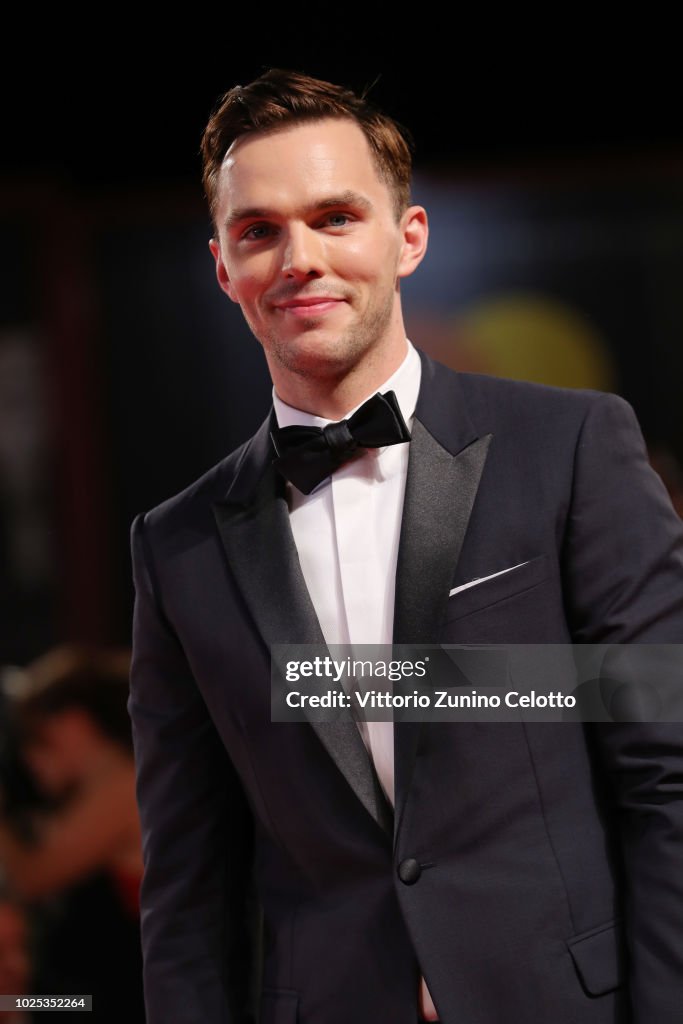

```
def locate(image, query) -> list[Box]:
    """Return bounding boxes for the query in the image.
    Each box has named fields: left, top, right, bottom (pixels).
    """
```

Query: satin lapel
left=211, top=413, right=393, bottom=837
left=393, top=420, right=492, bottom=646
left=393, top=353, right=492, bottom=833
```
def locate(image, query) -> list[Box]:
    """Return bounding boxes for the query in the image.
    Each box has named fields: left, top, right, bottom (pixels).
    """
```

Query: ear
left=208, top=237, right=238, bottom=302
left=396, top=205, right=429, bottom=280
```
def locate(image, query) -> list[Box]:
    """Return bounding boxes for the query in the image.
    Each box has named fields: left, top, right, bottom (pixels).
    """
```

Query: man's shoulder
left=419, top=349, right=631, bottom=434
left=131, top=416, right=269, bottom=540
left=425, top=350, right=608, bottom=407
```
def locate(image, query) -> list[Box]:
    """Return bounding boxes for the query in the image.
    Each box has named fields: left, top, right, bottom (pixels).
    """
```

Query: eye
left=242, top=223, right=273, bottom=241
left=324, top=212, right=352, bottom=227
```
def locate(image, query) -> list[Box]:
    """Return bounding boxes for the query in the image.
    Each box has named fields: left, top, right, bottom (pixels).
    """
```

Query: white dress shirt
left=273, top=338, right=421, bottom=808
left=273, top=339, right=439, bottom=1020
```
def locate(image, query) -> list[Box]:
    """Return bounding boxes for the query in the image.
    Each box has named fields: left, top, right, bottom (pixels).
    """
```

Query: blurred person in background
left=0, top=645, right=144, bottom=1021
left=0, top=885, right=32, bottom=1022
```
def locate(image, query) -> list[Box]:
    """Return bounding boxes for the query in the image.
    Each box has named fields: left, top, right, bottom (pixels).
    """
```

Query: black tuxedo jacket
left=128, top=349, right=683, bottom=1024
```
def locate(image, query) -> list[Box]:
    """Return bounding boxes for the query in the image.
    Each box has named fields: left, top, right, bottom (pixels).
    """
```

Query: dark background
left=2, top=37, right=682, bottom=664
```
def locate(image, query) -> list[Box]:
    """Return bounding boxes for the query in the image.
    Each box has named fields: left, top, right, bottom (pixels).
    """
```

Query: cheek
left=243, top=278, right=267, bottom=303
left=230, top=275, right=271, bottom=314
left=226, top=250, right=279, bottom=302
left=328, top=238, right=373, bottom=273
left=327, top=234, right=397, bottom=282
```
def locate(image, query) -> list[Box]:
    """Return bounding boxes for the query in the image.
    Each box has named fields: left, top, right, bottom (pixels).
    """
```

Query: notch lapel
left=211, top=413, right=393, bottom=837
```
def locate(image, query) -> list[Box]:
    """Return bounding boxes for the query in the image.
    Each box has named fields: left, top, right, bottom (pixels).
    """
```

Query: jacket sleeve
left=128, top=510, right=259, bottom=1024
left=563, top=391, right=683, bottom=1023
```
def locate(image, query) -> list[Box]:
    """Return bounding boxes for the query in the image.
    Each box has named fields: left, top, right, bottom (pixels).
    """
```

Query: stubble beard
left=257, top=284, right=398, bottom=384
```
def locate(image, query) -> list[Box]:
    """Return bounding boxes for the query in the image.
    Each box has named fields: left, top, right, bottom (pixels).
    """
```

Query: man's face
left=209, top=117, right=426, bottom=389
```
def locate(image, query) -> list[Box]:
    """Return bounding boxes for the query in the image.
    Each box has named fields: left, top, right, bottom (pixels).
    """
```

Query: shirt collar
left=272, top=338, right=421, bottom=429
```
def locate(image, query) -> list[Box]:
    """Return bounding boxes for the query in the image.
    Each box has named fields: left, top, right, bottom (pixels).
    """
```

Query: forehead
left=215, top=117, right=390, bottom=219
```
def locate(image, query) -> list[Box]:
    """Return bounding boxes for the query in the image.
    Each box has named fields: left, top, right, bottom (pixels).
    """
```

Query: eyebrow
left=224, top=190, right=374, bottom=231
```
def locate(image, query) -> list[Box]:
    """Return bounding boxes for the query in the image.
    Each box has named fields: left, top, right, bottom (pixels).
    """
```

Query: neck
left=270, top=333, right=409, bottom=420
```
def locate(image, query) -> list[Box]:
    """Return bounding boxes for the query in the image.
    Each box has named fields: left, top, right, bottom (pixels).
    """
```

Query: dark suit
left=128, top=349, right=683, bottom=1024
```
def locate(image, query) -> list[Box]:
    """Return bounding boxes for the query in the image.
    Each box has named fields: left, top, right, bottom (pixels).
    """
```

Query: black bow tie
left=271, top=390, right=411, bottom=495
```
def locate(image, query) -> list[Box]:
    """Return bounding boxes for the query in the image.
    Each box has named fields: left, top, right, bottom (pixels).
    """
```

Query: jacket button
left=398, top=858, right=421, bottom=884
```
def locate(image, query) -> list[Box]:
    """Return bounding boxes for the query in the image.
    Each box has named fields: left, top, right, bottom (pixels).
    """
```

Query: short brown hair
left=200, top=68, right=415, bottom=232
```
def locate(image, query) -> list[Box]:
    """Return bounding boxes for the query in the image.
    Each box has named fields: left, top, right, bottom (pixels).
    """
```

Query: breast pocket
left=444, top=554, right=550, bottom=625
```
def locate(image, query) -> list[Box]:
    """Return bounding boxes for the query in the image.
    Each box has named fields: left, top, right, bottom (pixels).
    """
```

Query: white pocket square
left=449, top=561, right=530, bottom=597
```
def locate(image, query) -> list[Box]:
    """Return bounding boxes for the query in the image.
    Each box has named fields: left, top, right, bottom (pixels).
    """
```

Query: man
left=128, top=68, right=683, bottom=1024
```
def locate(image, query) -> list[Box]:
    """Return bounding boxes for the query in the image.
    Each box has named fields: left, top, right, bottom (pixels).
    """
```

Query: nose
left=280, top=222, right=323, bottom=281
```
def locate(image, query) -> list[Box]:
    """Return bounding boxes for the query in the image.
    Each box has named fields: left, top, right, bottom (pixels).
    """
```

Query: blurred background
left=0, top=34, right=682, bottom=1018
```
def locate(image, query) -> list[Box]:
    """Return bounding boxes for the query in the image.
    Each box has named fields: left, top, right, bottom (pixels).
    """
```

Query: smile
left=276, top=299, right=345, bottom=317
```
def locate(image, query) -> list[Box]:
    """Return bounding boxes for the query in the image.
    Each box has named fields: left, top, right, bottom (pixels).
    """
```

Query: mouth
left=275, top=298, right=346, bottom=317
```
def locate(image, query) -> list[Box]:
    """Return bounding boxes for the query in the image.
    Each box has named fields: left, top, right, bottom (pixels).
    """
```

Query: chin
left=273, top=332, right=372, bottom=380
